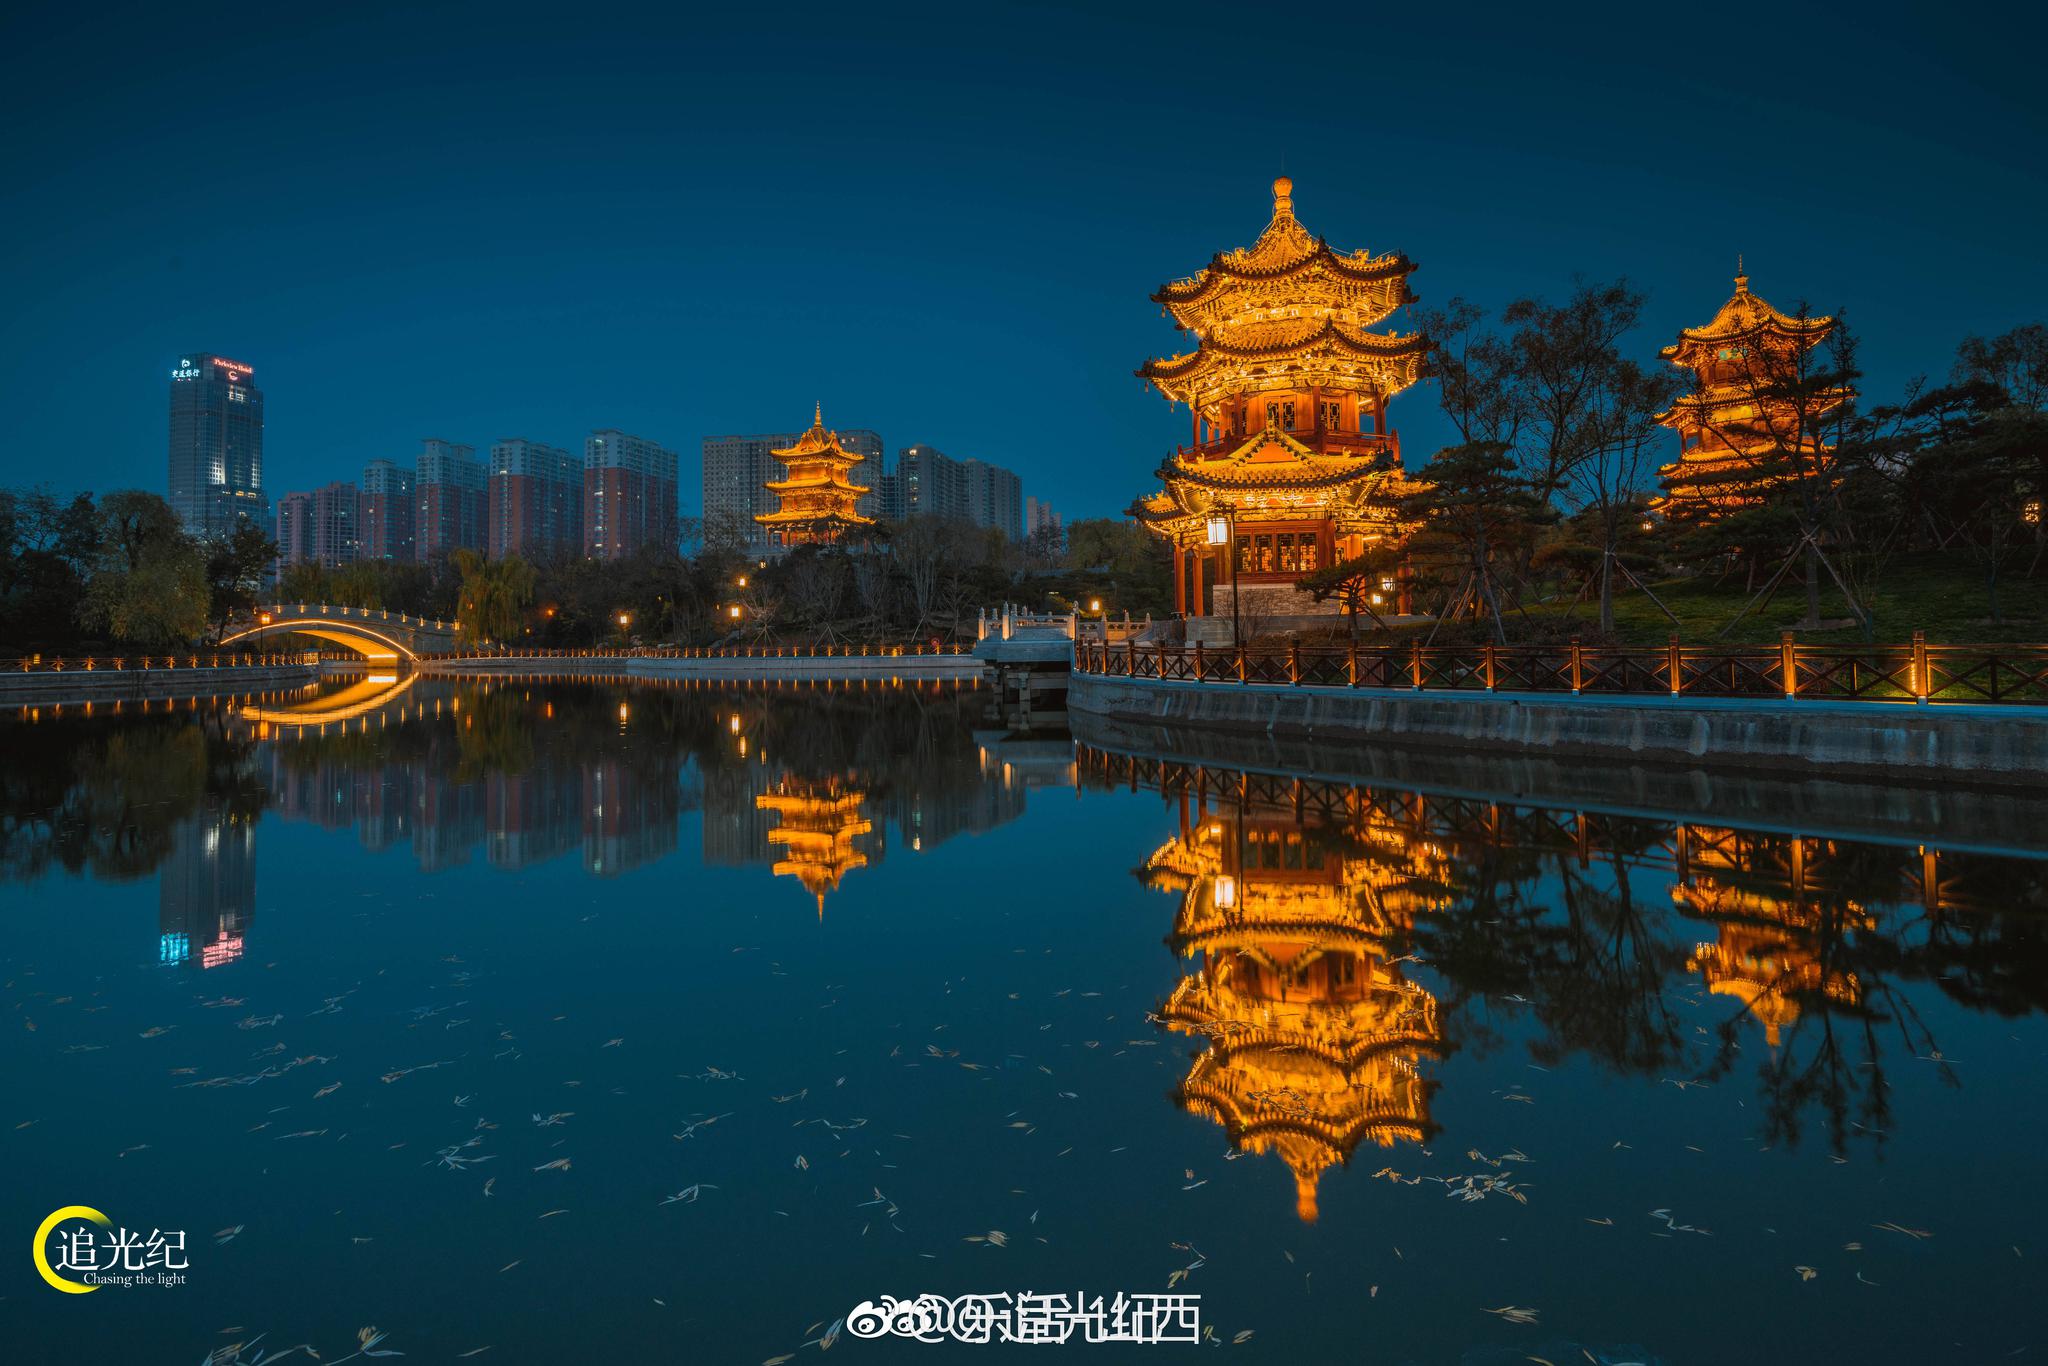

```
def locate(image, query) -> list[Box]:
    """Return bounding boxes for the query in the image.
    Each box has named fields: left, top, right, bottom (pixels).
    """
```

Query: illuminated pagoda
left=1655, top=269, right=1853, bottom=521
left=1143, top=805, right=1445, bottom=1221
left=756, top=776, right=873, bottom=917
left=1672, top=828, right=1869, bottom=1047
left=755, top=404, right=875, bottom=548
left=1130, top=177, right=1427, bottom=627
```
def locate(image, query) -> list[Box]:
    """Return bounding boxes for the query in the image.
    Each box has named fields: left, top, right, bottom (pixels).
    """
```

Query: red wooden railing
left=1073, top=631, right=2048, bottom=706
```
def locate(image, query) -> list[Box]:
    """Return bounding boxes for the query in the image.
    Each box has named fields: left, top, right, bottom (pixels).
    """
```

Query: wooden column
left=1173, top=545, right=1185, bottom=616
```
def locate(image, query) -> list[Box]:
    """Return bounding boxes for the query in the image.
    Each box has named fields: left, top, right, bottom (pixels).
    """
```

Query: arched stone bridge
left=219, top=603, right=463, bottom=662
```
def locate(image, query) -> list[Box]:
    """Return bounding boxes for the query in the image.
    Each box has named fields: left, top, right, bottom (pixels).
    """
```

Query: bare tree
left=1567, top=359, right=1682, bottom=634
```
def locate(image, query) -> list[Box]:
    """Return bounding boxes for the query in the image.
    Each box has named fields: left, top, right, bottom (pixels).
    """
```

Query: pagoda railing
left=1074, top=632, right=2048, bottom=706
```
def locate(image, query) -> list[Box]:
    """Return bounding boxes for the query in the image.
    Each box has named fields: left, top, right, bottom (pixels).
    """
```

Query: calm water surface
left=4, top=677, right=2045, bottom=1363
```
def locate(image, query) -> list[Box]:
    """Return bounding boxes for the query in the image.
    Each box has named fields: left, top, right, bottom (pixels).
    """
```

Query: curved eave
left=764, top=477, right=873, bottom=495
left=1164, top=462, right=1388, bottom=492
left=1142, top=324, right=1429, bottom=381
left=754, top=509, right=877, bottom=526
left=1153, top=243, right=1417, bottom=307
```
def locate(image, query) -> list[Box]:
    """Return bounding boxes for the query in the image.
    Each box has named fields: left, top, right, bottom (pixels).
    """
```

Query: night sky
left=3, top=1, right=2041, bottom=521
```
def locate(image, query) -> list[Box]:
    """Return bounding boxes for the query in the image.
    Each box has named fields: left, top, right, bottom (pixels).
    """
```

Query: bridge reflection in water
left=1081, top=743, right=2048, bottom=1215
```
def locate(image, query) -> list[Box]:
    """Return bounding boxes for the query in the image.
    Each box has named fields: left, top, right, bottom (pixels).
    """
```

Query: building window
left=1282, top=402, right=1295, bottom=431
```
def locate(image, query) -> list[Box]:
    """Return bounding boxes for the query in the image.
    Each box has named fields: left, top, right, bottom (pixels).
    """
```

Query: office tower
left=275, top=491, right=313, bottom=569
left=965, top=458, right=1023, bottom=541
left=488, top=439, right=581, bottom=560
left=416, top=439, right=486, bottom=561
left=167, top=353, right=266, bottom=538
left=703, top=426, right=882, bottom=546
left=361, top=459, right=416, bottom=562
left=585, top=429, right=679, bottom=559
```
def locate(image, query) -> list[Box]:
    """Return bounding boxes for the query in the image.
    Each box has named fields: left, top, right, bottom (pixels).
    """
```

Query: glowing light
left=1213, top=875, right=1238, bottom=910
left=729, top=605, right=742, bottom=619
left=1205, top=516, right=1230, bottom=545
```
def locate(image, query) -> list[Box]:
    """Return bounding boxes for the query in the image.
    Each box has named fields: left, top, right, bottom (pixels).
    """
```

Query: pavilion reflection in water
left=1140, top=788, right=1450, bottom=1221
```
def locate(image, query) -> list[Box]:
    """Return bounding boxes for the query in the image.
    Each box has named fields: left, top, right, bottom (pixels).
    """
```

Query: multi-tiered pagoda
left=756, top=405, right=875, bottom=548
left=1130, top=177, right=1428, bottom=624
left=1655, top=272, right=1852, bottom=520
left=1673, top=827, right=1869, bottom=1048
left=1143, top=805, right=1445, bottom=1221
left=757, top=776, right=873, bottom=918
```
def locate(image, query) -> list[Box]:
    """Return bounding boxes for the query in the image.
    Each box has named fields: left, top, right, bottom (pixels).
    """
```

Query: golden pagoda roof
left=1129, top=430, right=1418, bottom=536
left=1152, top=177, right=1417, bottom=326
left=770, top=404, right=868, bottom=468
left=1141, top=317, right=1429, bottom=382
left=1156, top=428, right=1401, bottom=491
left=1660, top=273, right=1835, bottom=362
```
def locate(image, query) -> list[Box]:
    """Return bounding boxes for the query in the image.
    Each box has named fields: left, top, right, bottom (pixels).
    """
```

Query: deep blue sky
left=2, top=1, right=2041, bottom=521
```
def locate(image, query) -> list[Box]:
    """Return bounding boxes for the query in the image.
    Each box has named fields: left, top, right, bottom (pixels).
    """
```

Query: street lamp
left=1208, top=505, right=1240, bottom=646
left=729, top=604, right=743, bottom=620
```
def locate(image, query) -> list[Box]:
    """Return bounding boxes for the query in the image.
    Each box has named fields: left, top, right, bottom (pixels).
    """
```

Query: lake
left=5, top=676, right=2043, bottom=1363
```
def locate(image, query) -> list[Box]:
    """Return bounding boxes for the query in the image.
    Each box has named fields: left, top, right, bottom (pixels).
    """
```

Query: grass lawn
left=1510, top=549, right=2047, bottom=646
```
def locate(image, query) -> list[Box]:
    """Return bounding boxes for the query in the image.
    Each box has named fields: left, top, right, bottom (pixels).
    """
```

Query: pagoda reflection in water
left=757, top=777, right=874, bottom=917
left=1674, top=827, right=1873, bottom=1047
left=1141, top=791, right=1450, bottom=1220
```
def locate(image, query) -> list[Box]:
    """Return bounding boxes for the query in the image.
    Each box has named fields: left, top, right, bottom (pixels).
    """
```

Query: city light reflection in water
left=3, top=677, right=2044, bottom=1363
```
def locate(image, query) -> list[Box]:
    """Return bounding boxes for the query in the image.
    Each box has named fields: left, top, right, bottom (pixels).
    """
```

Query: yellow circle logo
left=34, top=1206, right=112, bottom=1294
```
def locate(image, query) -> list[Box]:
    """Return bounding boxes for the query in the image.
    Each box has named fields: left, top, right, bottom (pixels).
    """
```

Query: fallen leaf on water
left=1482, top=1306, right=1540, bottom=1325
left=1795, top=1266, right=1818, bottom=1281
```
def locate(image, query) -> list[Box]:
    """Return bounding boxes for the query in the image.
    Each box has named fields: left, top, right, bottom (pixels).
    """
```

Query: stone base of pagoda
left=1212, top=582, right=1341, bottom=625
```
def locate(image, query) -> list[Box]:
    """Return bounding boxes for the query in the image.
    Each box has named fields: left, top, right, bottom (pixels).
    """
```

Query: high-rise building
left=965, top=458, right=1024, bottom=541
left=892, top=445, right=1025, bottom=538
left=275, top=491, right=313, bottom=571
left=1026, top=496, right=1062, bottom=539
left=877, top=471, right=906, bottom=522
left=167, top=353, right=266, bottom=538
left=489, top=439, right=581, bottom=560
left=361, top=459, right=416, bottom=562
left=310, top=481, right=361, bottom=566
left=416, top=439, right=486, bottom=562
left=585, top=429, right=679, bottom=559
left=275, top=483, right=360, bottom=568
left=895, top=444, right=970, bottom=522
left=703, top=426, right=882, bottom=546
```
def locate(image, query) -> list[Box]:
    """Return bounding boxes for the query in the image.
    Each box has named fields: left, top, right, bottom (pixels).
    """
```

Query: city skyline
left=4, top=5, right=2040, bottom=522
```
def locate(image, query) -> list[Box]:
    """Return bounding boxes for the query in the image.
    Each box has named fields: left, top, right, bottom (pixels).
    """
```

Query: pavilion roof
left=1660, top=273, right=1835, bottom=361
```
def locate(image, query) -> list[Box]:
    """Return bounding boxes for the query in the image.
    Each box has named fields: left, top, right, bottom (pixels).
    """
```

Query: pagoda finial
left=1271, top=174, right=1294, bottom=218
left=814, top=400, right=824, bottom=427
left=1734, top=254, right=1748, bottom=291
